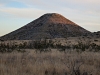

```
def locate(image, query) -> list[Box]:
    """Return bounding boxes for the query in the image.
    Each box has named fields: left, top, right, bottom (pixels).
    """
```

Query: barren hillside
left=0, top=13, right=91, bottom=40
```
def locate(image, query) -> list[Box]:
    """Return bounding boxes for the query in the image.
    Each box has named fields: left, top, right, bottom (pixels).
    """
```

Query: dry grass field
left=0, top=37, right=100, bottom=75
left=0, top=50, right=100, bottom=75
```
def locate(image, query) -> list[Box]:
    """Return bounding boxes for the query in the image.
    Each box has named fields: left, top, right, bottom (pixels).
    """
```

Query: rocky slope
left=0, top=13, right=91, bottom=40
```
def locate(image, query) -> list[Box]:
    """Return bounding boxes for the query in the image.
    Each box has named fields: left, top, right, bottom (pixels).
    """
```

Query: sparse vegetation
left=0, top=38, right=100, bottom=75
left=0, top=38, right=100, bottom=53
left=0, top=51, right=100, bottom=75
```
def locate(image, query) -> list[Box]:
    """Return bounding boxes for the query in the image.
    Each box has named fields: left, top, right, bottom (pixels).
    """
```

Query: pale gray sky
left=0, top=0, right=100, bottom=36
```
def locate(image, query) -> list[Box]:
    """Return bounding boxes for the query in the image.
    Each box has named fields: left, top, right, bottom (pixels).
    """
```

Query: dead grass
left=0, top=50, right=100, bottom=75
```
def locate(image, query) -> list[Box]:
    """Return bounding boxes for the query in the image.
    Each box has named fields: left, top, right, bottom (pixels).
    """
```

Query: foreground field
left=0, top=50, right=100, bottom=75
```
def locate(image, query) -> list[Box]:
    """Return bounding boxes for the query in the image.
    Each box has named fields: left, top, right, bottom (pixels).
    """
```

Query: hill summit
left=0, top=13, right=91, bottom=40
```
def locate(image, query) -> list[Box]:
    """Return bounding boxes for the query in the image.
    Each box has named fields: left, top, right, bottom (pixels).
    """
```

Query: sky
left=0, top=0, right=100, bottom=36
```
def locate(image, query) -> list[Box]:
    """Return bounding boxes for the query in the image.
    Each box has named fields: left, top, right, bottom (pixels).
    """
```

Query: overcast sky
left=0, top=0, right=100, bottom=36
